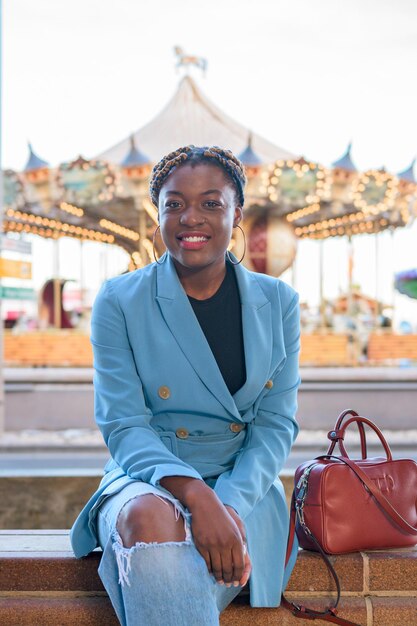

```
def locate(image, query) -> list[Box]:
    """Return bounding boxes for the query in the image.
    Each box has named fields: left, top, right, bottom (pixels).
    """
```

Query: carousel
left=3, top=54, right=417, bottom=339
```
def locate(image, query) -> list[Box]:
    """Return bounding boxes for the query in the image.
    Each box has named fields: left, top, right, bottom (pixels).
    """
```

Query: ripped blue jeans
left=96, top=481, right=243, bottom=626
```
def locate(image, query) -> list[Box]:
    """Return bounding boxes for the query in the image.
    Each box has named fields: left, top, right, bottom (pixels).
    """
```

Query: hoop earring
left=226, top=224, right=246, bottom=265
left=152, top=225, right=165, bottom=265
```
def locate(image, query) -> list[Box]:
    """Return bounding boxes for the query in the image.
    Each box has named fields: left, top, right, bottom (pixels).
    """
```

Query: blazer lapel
left=155, top=254, right=242, bottom=420
left=232, top=263, right=285, bottom=411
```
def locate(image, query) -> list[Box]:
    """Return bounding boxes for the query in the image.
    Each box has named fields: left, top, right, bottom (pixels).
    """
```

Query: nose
left=179, top=204, right=205, bottom=226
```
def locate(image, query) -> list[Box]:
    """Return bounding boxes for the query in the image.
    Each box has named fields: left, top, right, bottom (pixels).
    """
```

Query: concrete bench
left=0, top=530, right=416, bottom=625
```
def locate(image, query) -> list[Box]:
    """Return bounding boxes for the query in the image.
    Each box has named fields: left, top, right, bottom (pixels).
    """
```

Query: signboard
left=0, top=258, right=32, bottom=279
left=0, top=235, right=32, bottom=255
left=0, top=286, right=36, bottom=300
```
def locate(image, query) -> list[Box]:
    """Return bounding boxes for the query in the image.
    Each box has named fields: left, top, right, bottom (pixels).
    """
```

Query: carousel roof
left=238, top=133, right=263, bottom=166
left=332, top=143, right=357, bottom=171
left=97, top=76, right=295, bottom=165
left=24, top=143, right=49, bottom=171
left=120, top=135, right=151, bottom=167
left=4, top=76, right=416, bottom=264
left=397, top=158, right=416, bottom=183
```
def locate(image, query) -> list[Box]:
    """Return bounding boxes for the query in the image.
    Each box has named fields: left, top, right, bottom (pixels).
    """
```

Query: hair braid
left=149, top=145, right=246, bottom=207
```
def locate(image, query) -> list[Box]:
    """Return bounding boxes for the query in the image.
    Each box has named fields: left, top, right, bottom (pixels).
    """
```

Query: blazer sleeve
left=91, top=280, right=203, bottom=486
left=214, top=287, right=300, bottom=520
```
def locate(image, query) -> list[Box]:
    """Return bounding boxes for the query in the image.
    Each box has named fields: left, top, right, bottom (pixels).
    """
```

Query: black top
left=188, top=262, right=246, bottom=395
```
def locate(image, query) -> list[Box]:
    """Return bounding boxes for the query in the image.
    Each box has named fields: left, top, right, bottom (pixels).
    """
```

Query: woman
left=71, top=145, right=301, bottom=625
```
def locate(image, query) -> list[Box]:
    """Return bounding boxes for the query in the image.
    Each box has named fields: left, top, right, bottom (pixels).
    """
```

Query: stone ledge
left=371, top=597, right=417, bottom=626
left=1, top=531, right=416, bottom=626
left=222, top=596, right=368, bottom=626
left=0, top=597, right=119, bottom=626
left=368, top=549, right=417, bottom=592
left=1, top=531, right=416, bottom=596
left=2, top=596, right=416, bottom=626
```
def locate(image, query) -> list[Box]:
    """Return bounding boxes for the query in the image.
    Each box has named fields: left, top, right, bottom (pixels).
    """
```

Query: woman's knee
left=116, top=494, right=187, bottom=547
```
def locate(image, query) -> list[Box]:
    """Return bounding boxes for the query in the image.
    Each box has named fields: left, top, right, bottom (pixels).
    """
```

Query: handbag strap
left=316, top=454, right=417, bottom=535
left=281, top=492, right=362, bottom=626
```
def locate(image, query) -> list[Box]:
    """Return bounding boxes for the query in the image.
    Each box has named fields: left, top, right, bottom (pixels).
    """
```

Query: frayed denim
left=97, top=481, right=243, bottom=626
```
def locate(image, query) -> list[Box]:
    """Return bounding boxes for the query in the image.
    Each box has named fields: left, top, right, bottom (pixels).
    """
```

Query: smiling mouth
left=177, top=233, right=211, bottom=249
left=179, top=235, right=209, bottom=242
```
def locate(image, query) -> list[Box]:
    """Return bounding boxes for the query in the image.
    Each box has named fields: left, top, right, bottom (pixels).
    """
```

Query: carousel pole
left=319, top=238, right=326, bottom=327
left=79, top=239, right=85, bottom=310
left=375, top=232, right=381, bottom=326
left=347, top=234, right=354, bottom=318
left=53, top=238, right=61, bottom=329
left=390, top=229, right=396, bottom=323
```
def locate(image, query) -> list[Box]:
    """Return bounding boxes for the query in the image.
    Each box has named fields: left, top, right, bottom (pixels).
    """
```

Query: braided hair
left=149, top=145, right=247, bottom=207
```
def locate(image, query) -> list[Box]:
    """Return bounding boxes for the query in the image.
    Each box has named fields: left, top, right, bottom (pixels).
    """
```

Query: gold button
left=229, top=423, right=245, bottom=433
left=158, top=386, right=170, bottom=400
left=265, top=380, right=274, bottom=389
left=176, top=428, right=189, bottom=439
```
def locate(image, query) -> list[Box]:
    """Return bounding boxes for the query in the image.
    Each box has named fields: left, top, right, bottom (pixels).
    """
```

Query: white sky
left=2, top=0, right=417, bottom=327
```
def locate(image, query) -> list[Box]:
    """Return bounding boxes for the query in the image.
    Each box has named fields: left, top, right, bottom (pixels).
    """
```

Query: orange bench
left=368, top=333, right=417, bottom=363
left=3, top=332, right=93, bottom=367
left=300, top=333, right=351, bottom=366
left=4, top=332, right=355, bottom=367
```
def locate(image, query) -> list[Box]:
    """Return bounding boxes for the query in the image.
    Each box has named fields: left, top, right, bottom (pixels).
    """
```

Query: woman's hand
left=224, top=505, right=252, bottom=588
left=189, top=489, right=246, bottom=586
left=160, top=477, right=249, bottom=586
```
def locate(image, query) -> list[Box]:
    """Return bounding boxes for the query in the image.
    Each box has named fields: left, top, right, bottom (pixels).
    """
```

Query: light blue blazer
left=70, top=253, right=301, bottom=607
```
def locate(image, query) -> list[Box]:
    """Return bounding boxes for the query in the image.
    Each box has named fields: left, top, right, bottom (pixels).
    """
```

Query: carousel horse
left=174, top=46, right=207, bottom=75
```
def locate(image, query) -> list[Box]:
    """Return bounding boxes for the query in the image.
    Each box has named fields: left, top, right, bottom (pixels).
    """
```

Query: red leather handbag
left=281, top=409, right=417, bottom=626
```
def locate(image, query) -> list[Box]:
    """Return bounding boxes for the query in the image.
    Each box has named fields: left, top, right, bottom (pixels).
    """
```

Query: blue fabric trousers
left=97, top=481, right=243, bottom=626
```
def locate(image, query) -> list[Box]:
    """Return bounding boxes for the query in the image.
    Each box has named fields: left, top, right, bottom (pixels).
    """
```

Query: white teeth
left=182, top=236, right=208, bottom=242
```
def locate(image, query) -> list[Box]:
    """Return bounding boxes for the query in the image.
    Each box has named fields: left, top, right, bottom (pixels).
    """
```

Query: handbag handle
left=326, top=409, right=367, bottom=459
left=327, top=414, right=392, bottom=461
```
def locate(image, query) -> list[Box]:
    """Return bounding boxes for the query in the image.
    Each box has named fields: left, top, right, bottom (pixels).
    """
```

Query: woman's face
left=158, top=162, right=242, bottom=274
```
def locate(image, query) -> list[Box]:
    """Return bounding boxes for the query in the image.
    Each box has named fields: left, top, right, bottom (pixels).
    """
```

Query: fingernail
left=225, top=583, right=232, bottom=588
left=218, top=580, right=224, bottom=585
left=233, top=581, right=239, bottom=587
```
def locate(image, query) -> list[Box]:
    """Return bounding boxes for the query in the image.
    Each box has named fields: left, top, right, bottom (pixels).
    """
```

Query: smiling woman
left=70, top=145, right=301, bottom=626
